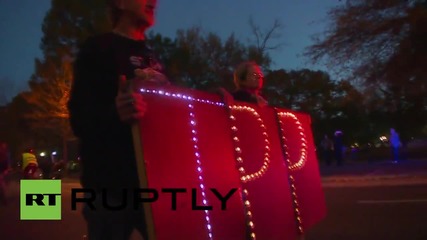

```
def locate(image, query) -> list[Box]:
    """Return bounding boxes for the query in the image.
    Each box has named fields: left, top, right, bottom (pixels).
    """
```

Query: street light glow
left=379, top=136, right=388, bottom=142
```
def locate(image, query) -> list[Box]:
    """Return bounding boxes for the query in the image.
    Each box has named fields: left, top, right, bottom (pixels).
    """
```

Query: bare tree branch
left=248, top=17, right=285, bottom=55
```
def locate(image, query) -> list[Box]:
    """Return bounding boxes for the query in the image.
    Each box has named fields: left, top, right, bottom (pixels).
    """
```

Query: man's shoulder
left=232, top=89, right=251, bottom=97
left=232, top=90, right=253, bottom=100
left=79, top=32, right=116, bottom=52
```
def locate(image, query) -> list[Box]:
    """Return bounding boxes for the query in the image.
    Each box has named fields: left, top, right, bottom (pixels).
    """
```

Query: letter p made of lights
left=132, top=84, right=327, bottom=240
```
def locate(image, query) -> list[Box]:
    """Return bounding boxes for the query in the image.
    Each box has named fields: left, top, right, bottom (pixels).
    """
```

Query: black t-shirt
left=68, top=32, right=164, bottom=191
left=232, top=90, right=259, bottom=104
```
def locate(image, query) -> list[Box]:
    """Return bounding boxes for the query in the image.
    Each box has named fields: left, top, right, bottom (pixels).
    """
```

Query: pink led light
left=140, top=88, right=224, bottom=106
left=187, top=102, right=213, bottom=240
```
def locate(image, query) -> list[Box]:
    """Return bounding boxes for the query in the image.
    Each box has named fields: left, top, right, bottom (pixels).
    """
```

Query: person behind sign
left=233, top=61, right=268, bottom=106
left=320, top=134, right=334, bottom=166
left=219, top=61, right=268, bottom=107
left=389, top=128, right=402, bottom=163
left=333, top=130, right=344, bottom=166
left=67, top=0, right=168, bottom=239
left=218, top=62, right=268, bottom=238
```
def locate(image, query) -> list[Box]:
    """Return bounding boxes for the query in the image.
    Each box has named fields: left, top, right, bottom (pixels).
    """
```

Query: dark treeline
left=1, top=0, right=426, bottom=163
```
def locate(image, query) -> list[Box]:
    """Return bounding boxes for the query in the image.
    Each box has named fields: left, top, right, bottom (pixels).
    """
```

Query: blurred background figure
left=21, top=148, right=39, bottom=179
left=333, top=130, right=344, bottom=166
left=37, top=151, right=52, bottom=179
left=321, top=134, right=334, bottom=166
left=390, top=128, right=402, bottom=163
left=51, top=158, right=66, bottom=179
left=0, top=142, right=10, bottom=205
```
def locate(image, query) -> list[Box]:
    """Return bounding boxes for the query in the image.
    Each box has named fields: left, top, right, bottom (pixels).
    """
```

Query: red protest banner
left=133, top=84, right=326, bottom=240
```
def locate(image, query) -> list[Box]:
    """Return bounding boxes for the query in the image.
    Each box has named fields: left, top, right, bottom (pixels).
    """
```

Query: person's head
left=107, top=0, right=157, bottom=29
left=233, top=61, right=264, bottom=92
left=25, top=148, right=34, bottom=154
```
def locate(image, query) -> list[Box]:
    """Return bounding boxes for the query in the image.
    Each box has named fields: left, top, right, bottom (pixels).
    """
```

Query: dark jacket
left=68, top=32, right=164, bottom=191
left=232, top=89, right=260, bottom=104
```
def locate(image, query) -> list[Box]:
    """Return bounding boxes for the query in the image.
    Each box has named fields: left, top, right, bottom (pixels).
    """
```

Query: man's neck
left=113, top=18, right=148, bottom=41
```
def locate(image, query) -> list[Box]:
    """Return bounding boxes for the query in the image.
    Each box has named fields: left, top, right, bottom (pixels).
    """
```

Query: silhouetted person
left=0, top=142, right=10, bottom=205
left=321, top=134, right=334, bottom=166
left=37, top=154, right=52, bottom=179
left=333, top=131, right=344, bottom=166
left=67, top=1, right=168, bottom=239
left=231, top=61, right=268, bottom=106
left=390, top=128, right=401, bottom=163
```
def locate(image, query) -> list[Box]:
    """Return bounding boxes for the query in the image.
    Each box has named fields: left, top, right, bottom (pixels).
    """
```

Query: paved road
left=0, top=182, right=88, bottom=240
left=1, top=159, right=426, bottom=240
left=1, top=180, right=426, bottom=240
left=320, top=159, right=427, bottom=187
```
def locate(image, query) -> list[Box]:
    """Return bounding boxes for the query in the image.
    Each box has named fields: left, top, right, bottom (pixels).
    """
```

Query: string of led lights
left=277, top=112, right=308, bottom=172
left=226, top=105, right=273, bottom=240
left=275, top=109, right=306, bottom=235
left=140, top=88, right=216, bottom=239
left=188, top=102, right=213, bottom=240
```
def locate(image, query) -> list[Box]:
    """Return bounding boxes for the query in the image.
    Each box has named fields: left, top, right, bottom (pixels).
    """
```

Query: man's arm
left=67, top=38, right=121, bottom=140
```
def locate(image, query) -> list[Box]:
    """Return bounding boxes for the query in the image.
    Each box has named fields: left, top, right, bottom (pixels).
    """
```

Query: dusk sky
left=0, top=0, right=341, bottom=104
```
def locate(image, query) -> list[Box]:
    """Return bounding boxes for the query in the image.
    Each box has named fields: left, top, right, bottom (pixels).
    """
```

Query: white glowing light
left=276, top=110, right=305, bottom=235
left=277, top=111, right=308, bottom=171
left=229, top=105, right=271, bottom=183
left=227, top=105, right=273, bottom=240
left=140, top=88, right=224, bottom=106
left=187, top=99, right=213, bottom=240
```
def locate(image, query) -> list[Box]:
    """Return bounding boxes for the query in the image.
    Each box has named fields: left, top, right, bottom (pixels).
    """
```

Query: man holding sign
left=68, top=0, right=166, bottom=239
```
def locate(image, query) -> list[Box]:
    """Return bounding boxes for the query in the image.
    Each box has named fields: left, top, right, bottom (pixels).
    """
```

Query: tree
left=21, top=0, right=283, bottom=161
left=305, top=0, right=427, bottom=138
left=1, top=94, right=35, bottom=164
left=263, top=68, right=374, bottom=144
left=23, top=57, right=73, bottom=160
left=0, top=77, right=18, bottom=106
left=19, top=0, right=111, bottom=161
left=248, top=17, right=284, bottom=70
left=153, top=18, right=284, bottom=91
left=39, top=0, right=110, bottom=61
left=160, top=26, right=272, bottom=91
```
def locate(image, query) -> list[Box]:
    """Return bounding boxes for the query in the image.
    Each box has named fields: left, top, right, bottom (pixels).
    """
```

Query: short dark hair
left=106, top=0, right=122, bottom=27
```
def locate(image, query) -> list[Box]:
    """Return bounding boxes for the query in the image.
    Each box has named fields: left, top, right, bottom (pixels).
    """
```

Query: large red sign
left=135, top=84, right=326, bottom=240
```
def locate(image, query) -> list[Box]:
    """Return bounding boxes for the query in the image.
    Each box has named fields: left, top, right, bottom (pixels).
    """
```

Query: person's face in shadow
left=244, top=64, right=264, bottom=91
left=116, top=0, right=157, bottom=27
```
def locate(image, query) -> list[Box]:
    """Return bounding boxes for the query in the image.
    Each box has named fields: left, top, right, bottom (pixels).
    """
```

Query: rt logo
left=20, top=180, right=61, bottom=220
